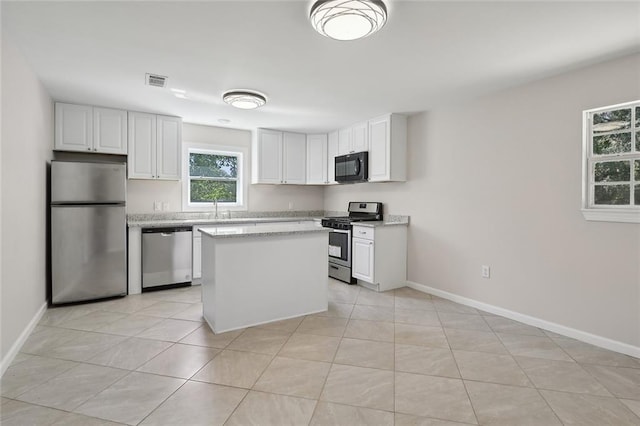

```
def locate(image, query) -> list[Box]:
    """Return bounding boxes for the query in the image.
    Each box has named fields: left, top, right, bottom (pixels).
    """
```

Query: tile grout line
left=220, top=312, right=311, bottom=425
left=307, top=285, right=361, bottom=424
left=443, top=313, right=481, bottom=426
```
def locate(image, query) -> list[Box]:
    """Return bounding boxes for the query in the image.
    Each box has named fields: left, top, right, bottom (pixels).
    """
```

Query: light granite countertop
left=127, top=211, right=409, bottom=228
left=128, top=216, right=318, bottom=228
left=351, top=216, right=409, bottom=227
left=198, top=222, right=330, bottom=239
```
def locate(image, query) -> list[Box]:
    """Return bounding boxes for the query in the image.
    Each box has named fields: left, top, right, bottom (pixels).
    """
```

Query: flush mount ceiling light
left=310, top=0, right=387, bottom=41
left=222, top=90, right=267, bottom=110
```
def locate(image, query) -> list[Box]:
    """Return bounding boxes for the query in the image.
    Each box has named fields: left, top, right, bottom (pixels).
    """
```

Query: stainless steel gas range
left=321, top=202, right=383, bottom=283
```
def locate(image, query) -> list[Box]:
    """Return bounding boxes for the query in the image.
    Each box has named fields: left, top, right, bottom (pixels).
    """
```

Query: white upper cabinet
left=55, top=103, right=93, bottom=152
left=128, top=112, right=156, bottom=179
left=252, top=113, right=406, bottom=186
left=283, top=132, right=306, bottom=184
left=327, top=131, right=339, bottom=184
left=337, top=122, right=369, bottom=156
left=253, top=129, right=306, bottom=184
left=93, top=107, right=127, bottom=154
left=55, top=103, right=127, bottom=154
left=368, top=114, right=407, bottom=182
left=352, top=121, right=369, bottom=153
left=337, top=128, right=352, bottom=156
left=253, top=129, right=283, bottom=184
left=156, top=115, right=181, bottom=180
left=306, top=134, right=328, bottom=185
left=128, top=112, right=181, bottom=180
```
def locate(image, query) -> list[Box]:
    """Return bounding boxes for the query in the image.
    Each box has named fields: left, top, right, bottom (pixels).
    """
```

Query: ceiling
left=3, top=1, right=639, bottom=133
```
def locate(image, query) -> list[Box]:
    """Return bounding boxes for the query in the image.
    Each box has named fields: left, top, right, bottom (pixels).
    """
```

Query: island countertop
left=198, top=222, right=330, bottom=239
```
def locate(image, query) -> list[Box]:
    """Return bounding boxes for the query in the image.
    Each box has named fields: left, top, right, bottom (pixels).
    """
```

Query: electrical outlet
left=162, top=202, right=169, bottom=211
left=481, top=265, right=491, bottom=279
left=153, top=201, right=161, bottom=211
left=288, top=201, right=294, bottom=210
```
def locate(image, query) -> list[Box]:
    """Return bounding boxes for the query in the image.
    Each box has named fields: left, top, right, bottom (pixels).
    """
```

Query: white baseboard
left=407, top=281, right=640, bottom=359
left=1, top=302, right=48, bottom=376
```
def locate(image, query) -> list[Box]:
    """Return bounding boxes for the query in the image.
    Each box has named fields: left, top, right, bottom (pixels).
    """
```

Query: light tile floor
left=2, top=280, right=639, bottom=425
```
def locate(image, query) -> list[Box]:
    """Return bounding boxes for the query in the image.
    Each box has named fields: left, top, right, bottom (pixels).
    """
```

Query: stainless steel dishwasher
left=142, top=227, right=193, bottom=290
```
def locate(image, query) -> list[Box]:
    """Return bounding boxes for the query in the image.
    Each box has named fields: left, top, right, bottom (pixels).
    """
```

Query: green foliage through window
left=189, top=151, right=239, bottom=204
left=592, top=108, right=630, bottom=133
left=587, top=101, right=640, bottom=208
left=594, top=185, right=630, bottom=205
left=593, top=133, right=631, bottom=155
left=594, top=161, right=630, bottom=182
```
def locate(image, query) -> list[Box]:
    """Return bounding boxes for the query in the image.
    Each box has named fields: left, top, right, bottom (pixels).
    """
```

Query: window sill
left=183, top=205, right=248, bottom=213
left=581, top=209, right=640, bottom=223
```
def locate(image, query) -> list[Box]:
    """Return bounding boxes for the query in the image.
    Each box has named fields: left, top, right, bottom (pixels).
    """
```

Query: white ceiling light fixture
left=310, top=0, right=387, bottom=41
left=222, top=90, right=267, bottom=110
left=171, top=88, right=188, bottom=99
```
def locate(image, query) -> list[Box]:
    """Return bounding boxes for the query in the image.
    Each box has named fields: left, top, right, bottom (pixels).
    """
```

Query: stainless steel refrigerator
left=51, top=161, right=127, bottom=304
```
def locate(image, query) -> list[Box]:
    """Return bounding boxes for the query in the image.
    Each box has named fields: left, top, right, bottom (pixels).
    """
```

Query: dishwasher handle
left=142, top=226, right=193, bottom=234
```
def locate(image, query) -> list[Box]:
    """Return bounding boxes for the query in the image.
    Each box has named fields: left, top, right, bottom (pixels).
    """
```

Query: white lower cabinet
left=192, top=227, right=202, bottom=280
left=352, top=237, right=374, bottom=282
left=351, top=225, right=407, bottom=291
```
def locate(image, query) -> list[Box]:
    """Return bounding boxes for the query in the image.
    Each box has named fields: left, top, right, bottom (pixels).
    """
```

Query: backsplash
left=127, top=210, right=327, bottom=222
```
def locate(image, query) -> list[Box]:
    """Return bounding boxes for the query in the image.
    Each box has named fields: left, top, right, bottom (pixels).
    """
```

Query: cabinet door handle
left=87, top=147, right=91, bottom=151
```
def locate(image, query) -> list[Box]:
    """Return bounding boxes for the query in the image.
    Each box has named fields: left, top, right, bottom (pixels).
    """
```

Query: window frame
left=581, top=100, right=640, bottom=223
left=182, top=142, right=248, bottom=212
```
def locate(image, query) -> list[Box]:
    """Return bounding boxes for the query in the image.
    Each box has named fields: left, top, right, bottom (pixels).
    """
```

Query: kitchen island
left=199, top=222, right=330, bottom=333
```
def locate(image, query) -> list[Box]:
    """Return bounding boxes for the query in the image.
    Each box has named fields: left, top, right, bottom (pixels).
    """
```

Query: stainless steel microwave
left=335, top=151, right=368, bottom=183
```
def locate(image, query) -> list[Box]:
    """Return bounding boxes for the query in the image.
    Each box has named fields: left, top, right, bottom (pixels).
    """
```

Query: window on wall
left=582, top=100, right=640, bottom=223
left=186, top=148, right=243, bottom=208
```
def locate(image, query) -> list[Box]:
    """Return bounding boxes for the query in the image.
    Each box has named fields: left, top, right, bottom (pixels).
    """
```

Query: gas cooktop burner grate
left=321, top=202, right=383, bottom=230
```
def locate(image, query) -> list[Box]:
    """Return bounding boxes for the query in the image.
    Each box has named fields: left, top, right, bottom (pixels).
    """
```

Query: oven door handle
left=330, top=229, right=351, bottom=234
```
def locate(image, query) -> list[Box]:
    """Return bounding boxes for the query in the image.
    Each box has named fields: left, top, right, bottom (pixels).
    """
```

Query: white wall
left=1, top=36, right=53, bottom=365
left=325, top=53, right=640, bottom=348
left=127, top=123, right=324, bottom=213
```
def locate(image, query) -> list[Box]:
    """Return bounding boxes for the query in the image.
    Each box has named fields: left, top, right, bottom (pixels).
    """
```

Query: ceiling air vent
left=145, top=73, right=168, bottom=88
